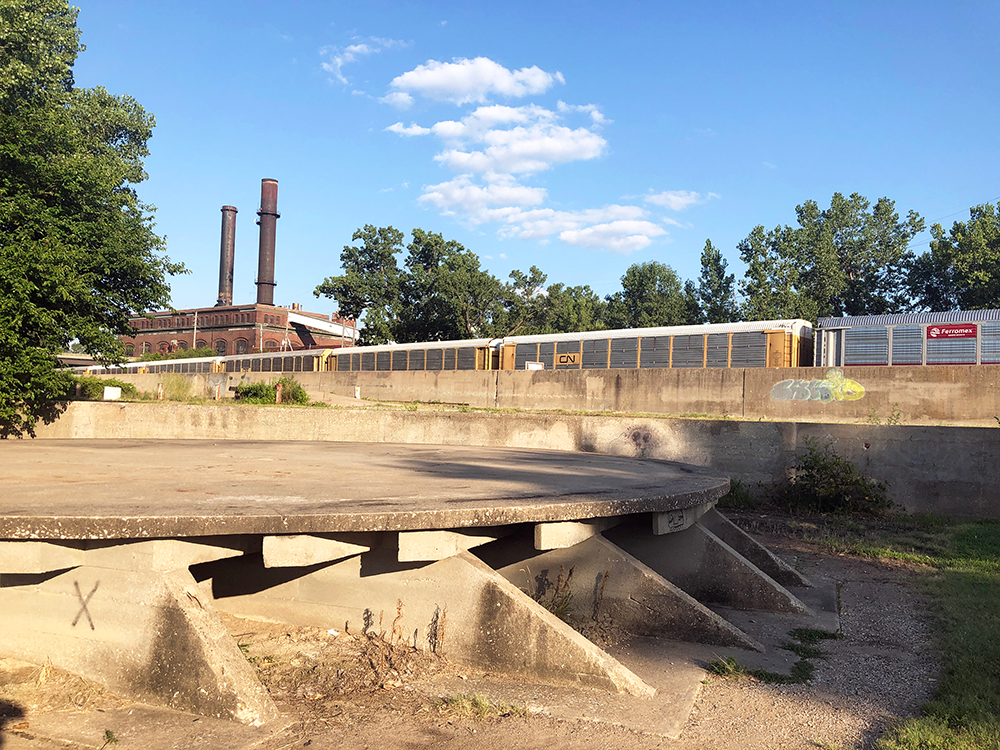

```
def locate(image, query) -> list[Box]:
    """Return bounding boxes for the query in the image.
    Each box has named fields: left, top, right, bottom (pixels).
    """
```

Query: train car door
left=765, top=331, right=787, bottom=367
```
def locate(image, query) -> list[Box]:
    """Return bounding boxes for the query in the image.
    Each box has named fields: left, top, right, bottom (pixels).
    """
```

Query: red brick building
left=121, top=304, right=357, bottom=357
left=119, top=180, right=358, bottom=358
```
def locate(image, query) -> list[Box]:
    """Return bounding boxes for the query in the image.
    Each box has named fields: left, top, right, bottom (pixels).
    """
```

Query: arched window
left=158, top=341, right=170, bottom=353
left=264, top=339, right=279, bottom=350
left=215, top=339, right=227, bottom=356
left=236, top=338, right=249, bottom=355
left=196, top=339, right=207, bottom=349
left=125, top=344, right=135, bottom=356
left=142, top=342, right=151, bottom=353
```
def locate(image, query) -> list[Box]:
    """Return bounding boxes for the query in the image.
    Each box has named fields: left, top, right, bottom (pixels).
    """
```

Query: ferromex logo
left=926, top=324, right=977, bottom=339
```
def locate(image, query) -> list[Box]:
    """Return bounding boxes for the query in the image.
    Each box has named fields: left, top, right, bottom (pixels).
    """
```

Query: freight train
left=81, top=319, right=813, bottom=376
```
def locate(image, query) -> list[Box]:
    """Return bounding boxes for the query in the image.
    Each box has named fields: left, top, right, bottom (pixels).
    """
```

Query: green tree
left=313, top=225, right=406, bottom=345
left=0, top=0, right=183, bottom=437
left=696, top=239, right=737, bottom=323
left=535, top=283, right=607, bottom=334
left=605, top=261, right=689, bottom=328
left=909, top=203, right=1000, bottom=311
left=738, top=225, right=815, bottom=321
left=737, top=193, right=924, bottom=321
left=316, top=226, right=550, bottom=342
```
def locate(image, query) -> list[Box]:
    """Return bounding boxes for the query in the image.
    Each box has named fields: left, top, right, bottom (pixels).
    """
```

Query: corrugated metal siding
left=457, top=347, right=477, bottom=370
left=639, top=336, right=671, bottom=368
left=538, top=342, right=555, bottom=369
left=671, top=334, right=704, bottom=368
left=443, top=348, right=456, bottom=370
left=820, top=309, right=1000, bottom=328
left=731, top=332, right=767, bottom=367
left=706, top=333, right=730, bottom=368
left=927, top=336, right=977, bottom=365
left=392, top=350, right=408, bottom=371
left=337, top=353, right=351, bottom=371
left=515, top=343, right=538, bottom=369
left=351, top=352, right=361, bottom=371
left=891, top=326, right=922, bottom=365
left=426, top=348, right=443, bottom=370
left=361, top=351, right=376, bottom=371
left=845, top=327, right=888, bottom=365
left=982, top=322, right=1000, bottom=364
left=609, top=337, right=638, bottom=368
left=582, top=339, right=608, bottom=368
left=408, top=349, right=425, bottom=371
left=555, top=340, right=582, bottom=370
left=375, top=351, right=390, bottom=371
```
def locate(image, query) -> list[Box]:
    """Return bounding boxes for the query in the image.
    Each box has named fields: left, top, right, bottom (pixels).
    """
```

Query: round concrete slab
left=0, top=440, right=729, bottom=539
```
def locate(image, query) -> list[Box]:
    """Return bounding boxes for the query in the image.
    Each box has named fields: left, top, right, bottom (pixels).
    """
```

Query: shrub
left=234, top=376, right=309, bottom=405
left=779, top=438, right=892, bottom=515
left=67, top=376, right=138, bottom=400
left=138, top=346, right=216, bottom=362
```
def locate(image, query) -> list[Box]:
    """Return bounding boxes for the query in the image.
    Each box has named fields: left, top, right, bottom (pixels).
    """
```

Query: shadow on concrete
left=0, top=699, right=26, bottom=747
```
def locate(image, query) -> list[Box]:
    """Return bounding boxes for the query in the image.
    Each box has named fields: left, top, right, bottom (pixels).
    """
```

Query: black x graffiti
left=71, top=580, right=99, bottom=630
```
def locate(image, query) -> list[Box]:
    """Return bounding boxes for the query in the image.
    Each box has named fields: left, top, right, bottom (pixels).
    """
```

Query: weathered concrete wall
left=35, top=402, right=1000, bottom=518
left=97, top=363, right=1000, bottom=426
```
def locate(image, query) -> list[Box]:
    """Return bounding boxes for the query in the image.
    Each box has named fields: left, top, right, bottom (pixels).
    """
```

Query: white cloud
left=379, top=91, right=414, bottom=109
left=560, top=220, right=667, bottom=253
left=385, top=122, right=431, bottom=136
left=644, top=190, right=719, bottom=211
left=556, top=100, right=611, bottom=125
left=387, top=57, right=564, bottom=105
left=419, top=175, right=547, bottom=217
left=762, top=161, right=777, bottom=169
left=320, top=37, right=406, bottom=85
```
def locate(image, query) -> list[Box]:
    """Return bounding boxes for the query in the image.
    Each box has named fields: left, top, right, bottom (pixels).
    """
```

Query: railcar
left=325, top=320, right=813, bottom=372
left=815, top=310, right=1000, bottom=367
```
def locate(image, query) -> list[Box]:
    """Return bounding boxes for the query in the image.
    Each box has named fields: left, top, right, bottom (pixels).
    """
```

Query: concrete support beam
left=606, top=520, right=810, bottom=614
left=0, top=540, right=85, bottom=574
left=397, top=530, right=499, bottom=562
left=263, top=534, right=371, bottom=568
left=698, top=508, right=811, bottom=588
left=491, top=534, right=762, bottom=651
left=204, top=549, right=655, bottom=697
left=0, top=565, right=278, bottom=725
left=84, top=537, right=255, bottom=571
left=534, top=517, right=622, bottom=550
left=652, top=501, right=715, bottom=535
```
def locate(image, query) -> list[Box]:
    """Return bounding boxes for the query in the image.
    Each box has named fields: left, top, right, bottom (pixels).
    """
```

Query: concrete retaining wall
left=98, top=363, right=1000, bottom=426
left=35, top=402, right=1000, bottom=518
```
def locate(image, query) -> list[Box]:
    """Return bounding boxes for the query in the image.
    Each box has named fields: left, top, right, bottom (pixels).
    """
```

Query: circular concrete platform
left=1, top=440, right=729, bottom=539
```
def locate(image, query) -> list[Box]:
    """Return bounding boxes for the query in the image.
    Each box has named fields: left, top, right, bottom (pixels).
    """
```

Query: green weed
left=435, top=693, right=527, bottom=719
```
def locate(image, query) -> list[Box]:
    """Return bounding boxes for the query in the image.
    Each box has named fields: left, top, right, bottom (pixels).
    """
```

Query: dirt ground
left=0, top=521, right=938, bottom=750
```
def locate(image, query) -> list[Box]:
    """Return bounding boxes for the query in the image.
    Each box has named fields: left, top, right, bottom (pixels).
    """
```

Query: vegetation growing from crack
left=435, top=693, right=527, bottom=719
left=707, top=628, right=841, bottom=685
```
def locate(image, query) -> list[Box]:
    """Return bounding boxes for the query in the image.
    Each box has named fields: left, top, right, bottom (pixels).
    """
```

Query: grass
left=707, top=627, right=838, bottom=685
left=738, top=512, right=1000, bottom=749
left=435, top=693, right=527, bottom=719
left=875, top=520, right=1000, bottom=749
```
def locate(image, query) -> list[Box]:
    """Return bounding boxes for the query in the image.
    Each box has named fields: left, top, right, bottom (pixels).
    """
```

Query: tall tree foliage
left=909, top=203, right=1000, bottom=311
left=696, top=239, right=738, bottom=323
left=737, top=193, right=923, bottom=322
left=315, top=226, right=549, bottom=344
left=605, top=261, right=693, bottom=328
left=0, top=0, right=182, bottom=436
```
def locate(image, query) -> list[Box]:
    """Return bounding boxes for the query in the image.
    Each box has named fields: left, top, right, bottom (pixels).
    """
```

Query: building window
left=196, top=339, right=206, bottom=349
left=125, top=344, right=135, bottom=356
left=264, top=339, right=278, bottom=350
left=215, top=339, right=227, bottom=356
left=236, top=338, right=249, bottom=355
left=158, top=341, right=169, bottom=353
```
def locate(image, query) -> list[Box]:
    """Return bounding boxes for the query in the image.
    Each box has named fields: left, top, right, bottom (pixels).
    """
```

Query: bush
left=67, top=375, right=138, bottom=400
left=233, top=376, right=309, bottom=405
left=779, top=438, right=892, bottom=515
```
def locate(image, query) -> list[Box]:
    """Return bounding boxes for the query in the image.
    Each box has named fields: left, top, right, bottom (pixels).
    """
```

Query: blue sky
left=72, top=0, right=1000, bottom=317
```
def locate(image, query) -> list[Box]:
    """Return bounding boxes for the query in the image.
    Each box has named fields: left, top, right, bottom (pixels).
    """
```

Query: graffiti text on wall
left=770, top=368, right=865, bottom=403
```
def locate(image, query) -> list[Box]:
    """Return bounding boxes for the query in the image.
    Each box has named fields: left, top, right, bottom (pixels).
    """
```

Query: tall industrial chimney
left=216, top=205, right=237, bottom=306
left=255, top=178, right=279, bottom=305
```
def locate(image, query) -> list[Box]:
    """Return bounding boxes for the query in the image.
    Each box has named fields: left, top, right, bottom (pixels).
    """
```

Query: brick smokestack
left=255, top=178, right=279, bottom=305
left=216, top=205, right=237, bottom=306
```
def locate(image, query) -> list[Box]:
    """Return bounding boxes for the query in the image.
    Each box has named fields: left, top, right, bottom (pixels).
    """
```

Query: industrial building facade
left=120, top=179, right=357, bottom=357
